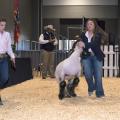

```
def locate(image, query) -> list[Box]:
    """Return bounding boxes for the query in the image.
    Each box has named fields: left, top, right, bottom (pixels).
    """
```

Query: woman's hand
left=49, top=39, right=55, bottom=43
left=11, top=58, right=16, bottom=70
left=79, top=41, right=85, bottom=48
left=11, top=58, right=15, bottom=64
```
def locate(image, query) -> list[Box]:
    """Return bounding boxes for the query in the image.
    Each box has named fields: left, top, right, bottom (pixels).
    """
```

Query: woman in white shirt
left=0, top=18, right=15, bottom=105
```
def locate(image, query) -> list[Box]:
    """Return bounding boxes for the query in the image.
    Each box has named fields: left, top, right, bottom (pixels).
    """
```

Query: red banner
left=14, top=0, right=20, bottom=44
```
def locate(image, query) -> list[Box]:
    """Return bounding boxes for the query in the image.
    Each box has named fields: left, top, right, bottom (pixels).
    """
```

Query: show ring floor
left=0, top=77, right=120, bottom=120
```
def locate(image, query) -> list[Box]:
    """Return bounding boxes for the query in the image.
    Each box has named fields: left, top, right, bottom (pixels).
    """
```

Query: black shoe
left=58, top=81, right=66, bottom=100
left=88, top=92, right=94, bottom=96
left=96, top=95, right=105, bottom=98
left=0, top=97, right=3, bottom=105
left=96, top=91, right=105, bottom=98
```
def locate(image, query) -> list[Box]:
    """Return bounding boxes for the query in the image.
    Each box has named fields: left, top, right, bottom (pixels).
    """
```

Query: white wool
left=55, top=44, right=83, bottom=83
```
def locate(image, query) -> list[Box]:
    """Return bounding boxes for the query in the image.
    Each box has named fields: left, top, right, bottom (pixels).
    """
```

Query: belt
left=0, top=53, right=8, bottom=59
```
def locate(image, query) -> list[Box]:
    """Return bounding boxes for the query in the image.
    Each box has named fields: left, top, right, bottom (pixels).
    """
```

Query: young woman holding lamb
left=81, top=18, right=108, bottom=98
left=55, top=40, right=85, bottom=100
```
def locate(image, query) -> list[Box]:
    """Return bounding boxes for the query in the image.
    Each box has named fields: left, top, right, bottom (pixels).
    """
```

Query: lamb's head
left=75, top=41, right=85, bottom=51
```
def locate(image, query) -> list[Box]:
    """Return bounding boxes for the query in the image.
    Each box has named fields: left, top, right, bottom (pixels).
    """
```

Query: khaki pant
left=41, top=50, right=55, bottom=77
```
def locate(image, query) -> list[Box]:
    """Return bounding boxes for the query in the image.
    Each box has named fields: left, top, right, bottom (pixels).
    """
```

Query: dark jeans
left=0, top=58, right=9, bottom=89
left=82, top=56, right=104, bottom=97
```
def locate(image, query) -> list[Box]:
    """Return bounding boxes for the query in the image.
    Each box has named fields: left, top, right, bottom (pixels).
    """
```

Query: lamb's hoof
left=66, top=88, right=77, bottom=98
left=66, top=85, right=76, bottom=98
left=58, top=94, right=64, bottom=100
left=71, top=93, right=77, bottom=97
left=65, top=94, right=71, bottom=98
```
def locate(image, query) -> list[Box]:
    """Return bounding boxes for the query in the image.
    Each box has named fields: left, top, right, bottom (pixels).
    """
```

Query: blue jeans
left=0, top=58, right=9, bottom=89
left=82, top=56, right=104, bottom=97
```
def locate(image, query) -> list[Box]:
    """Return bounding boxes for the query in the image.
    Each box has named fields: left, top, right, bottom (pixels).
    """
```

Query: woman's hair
left=86, top=18, right=108, bottom=44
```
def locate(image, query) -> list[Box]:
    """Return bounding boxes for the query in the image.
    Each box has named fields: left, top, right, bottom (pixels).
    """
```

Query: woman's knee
left=83, top=67, right=93, bottom=79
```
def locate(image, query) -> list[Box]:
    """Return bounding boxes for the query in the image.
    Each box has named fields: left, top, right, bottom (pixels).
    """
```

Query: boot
left=58, top=81, right=66, bottom=100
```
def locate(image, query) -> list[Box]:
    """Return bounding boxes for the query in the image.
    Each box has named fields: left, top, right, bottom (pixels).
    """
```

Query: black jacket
left=81, top=32, right=105, bottom=61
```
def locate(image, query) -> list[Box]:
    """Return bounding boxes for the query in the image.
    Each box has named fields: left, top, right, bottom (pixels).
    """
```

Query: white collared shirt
left=85, top=31, right=93, bottom=53
left=0, top=31, right=15, bottom=59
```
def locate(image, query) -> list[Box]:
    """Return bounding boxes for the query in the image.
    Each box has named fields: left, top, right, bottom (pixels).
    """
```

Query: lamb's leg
left=59, top=80, right=66, bottom=100
left=72, top=77, right=80, bottom=96
left=66, top=80, right=73, bottom=98
left=66, top=77, right=80, bottom=97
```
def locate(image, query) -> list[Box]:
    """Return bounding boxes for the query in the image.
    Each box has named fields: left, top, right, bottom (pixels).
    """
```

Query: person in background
left=39, top=25, right=58, bottom=79
left=81, top=18, right=108, bottom=98
left=0, top=18, right=15, bottom=105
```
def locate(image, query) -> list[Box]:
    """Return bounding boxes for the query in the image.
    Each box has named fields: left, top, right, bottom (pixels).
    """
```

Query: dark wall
left=43, top=4, right=118, bottom=40
left=0, top=0, right=43, bottom=42
left=0, top=0, right=33, bottom=41
left=43, top=5, right=118, bottom=19
left=43, top=18, right=118, bottom=40
left=0, top=0, right=13, bottom=33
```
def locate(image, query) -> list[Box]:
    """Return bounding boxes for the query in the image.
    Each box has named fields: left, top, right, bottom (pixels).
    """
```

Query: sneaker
left=88, top=92, right=94, bottom=96
left=97, top=95, right=105, bottom=98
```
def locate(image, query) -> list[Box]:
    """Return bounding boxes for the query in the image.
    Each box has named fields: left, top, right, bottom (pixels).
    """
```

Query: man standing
left=39, top=25, right=58, bottom=79
left=0, top=18, right=15, bottom=105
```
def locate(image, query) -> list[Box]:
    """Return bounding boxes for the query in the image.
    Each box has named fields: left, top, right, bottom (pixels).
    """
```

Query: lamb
left=55, top=41, right=85, bottom=100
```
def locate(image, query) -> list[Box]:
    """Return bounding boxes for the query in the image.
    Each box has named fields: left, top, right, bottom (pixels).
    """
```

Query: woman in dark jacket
left=81, top=18, right=108, bottom=98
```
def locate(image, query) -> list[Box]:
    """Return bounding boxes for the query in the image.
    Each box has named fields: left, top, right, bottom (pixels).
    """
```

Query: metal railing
left=16, top=40, right=119, bottom=77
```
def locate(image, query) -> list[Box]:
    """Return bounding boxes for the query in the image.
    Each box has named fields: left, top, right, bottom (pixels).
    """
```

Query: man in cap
left=39, top=25, right=58, bottom=79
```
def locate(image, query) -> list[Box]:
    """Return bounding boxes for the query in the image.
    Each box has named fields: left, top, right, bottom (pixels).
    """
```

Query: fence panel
left=102, top=45, right=119, bottom=77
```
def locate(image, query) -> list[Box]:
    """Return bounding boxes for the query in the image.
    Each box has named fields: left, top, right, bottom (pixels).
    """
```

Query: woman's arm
left=39, top=34, right=49, bottom=44
left=53, top=37, right=58, bottom=45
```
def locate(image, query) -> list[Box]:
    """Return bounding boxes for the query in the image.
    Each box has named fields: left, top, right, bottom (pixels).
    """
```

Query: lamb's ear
left=76, top=42, right=80, bottom=47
